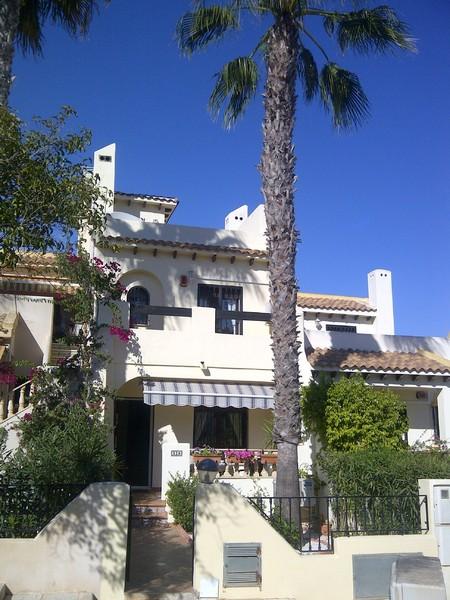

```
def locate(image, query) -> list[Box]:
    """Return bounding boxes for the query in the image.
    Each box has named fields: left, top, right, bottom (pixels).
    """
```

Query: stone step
left=133, top=504, right=167, bottom=516
left=124, top=591, right=195, bottom=600
left=9, top=593, right=95, bottom=600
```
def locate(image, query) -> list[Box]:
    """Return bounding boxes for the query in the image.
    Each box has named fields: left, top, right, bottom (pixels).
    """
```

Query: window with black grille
left=197, top=284, right=243, bottom=335
left=326, top=324, right=357, bottom=333
left=127, top=286, right=150, bottom=327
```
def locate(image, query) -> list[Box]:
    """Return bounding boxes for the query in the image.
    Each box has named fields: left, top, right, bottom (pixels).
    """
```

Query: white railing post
left=18, top=386, right=26, bottom=412
left=0, top=396, right=6, bottom=421
left=7, top=394, right=14, bottom=418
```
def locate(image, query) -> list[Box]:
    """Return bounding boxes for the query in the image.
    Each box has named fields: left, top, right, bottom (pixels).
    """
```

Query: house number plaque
left=171, top=450, right=183, bottom=457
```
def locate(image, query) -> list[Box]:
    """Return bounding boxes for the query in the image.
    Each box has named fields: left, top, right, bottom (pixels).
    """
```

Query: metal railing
left=0, top=483, right=87, bottom=538
left=248, top=494, right=429, bottom=554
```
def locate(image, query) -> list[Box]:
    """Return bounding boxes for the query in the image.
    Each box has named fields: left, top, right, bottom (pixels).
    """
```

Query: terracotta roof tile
left=297, top=292, right=374, bottom=312
left=0, top=253, right=65, bottom=280
left=104, top=235, right=268, bottom=259
left=307, top=347, right=450, bottom=375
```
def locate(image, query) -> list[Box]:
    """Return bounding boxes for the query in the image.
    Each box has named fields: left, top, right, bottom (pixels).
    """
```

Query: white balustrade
left=0, top=380, right=33, bottom=422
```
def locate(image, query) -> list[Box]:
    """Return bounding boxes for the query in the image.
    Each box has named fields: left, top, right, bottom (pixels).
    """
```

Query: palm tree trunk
left=260, top=15, right=301, bottom=503
left=0, top=0, right=21, bottom=107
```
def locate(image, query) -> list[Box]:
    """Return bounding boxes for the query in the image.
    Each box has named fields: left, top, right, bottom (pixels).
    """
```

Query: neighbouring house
left=1, top=143, right=449, bottom=491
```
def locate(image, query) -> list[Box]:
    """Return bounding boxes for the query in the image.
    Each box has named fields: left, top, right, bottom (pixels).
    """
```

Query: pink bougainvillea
left=0, top=364, right=17, bottom=386
left=66, top=252, right=81, bottom=264
left=224, top=450, right=255, bottom=461
left=109, top=326, right=133, bottom=343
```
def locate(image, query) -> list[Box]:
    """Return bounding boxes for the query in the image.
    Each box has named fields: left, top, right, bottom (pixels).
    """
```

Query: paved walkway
left=124, top=524, right=193, bottom=600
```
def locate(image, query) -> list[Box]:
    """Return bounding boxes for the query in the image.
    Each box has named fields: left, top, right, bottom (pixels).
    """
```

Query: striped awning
left=143, top=381, right=274, bottom=410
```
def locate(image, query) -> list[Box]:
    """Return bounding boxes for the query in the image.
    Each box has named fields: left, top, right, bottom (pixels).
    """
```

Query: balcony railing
left=190, top=449, right=278, bottom=478
left=0, top=379, right=33, bottom=422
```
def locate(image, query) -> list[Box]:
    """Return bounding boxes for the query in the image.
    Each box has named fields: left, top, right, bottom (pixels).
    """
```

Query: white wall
left=0, top=482, right=129, bottom=600
left=194, top=483, right=439, bottom=600
left=152, top=405, right=194, bottom=487
left=0, top=294, right=54, bottom=367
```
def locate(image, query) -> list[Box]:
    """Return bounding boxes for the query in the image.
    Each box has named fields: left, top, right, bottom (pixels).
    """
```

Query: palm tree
left=0, top=0, right=106, bottom=106
left=177, top=1, right=415, bottom=500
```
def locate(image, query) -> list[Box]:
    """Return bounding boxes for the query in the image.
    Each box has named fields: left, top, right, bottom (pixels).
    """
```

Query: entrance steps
left=131, top=489, right=168, bottom=529
left=125, top=491, right=193, bottom=600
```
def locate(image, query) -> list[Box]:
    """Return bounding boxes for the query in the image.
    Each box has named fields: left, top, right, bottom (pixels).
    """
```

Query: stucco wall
left=194, top=483, right=439, bottom=600
left=0, top=482, right=129, bottom=600
left=0, top=294, right=54, bottom=367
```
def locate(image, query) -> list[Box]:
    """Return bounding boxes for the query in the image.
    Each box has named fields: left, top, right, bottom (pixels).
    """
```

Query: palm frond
left=17, top=0, right=43, bottom=54
left=323, top=6, right=416, bottom=54
left=177, top=6, right=239, bottom=55
left=209, top=56, right=259, bottom=128
left=297, top=46, right=319, bottom=101
left=319, top=62, right=369, bottom=128
left=17, top=0, right=102, bottom=54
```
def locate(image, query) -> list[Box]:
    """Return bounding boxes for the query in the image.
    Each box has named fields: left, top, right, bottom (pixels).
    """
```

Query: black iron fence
left=0, top=483, right=87, bottom=538
left=248, top=494, right=429, bottom=553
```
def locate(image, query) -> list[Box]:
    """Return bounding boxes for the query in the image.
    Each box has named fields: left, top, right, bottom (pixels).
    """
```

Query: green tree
left=177, top=1, right=414, bottom=498
left=325, top=375, right=408, bottom=451
left=0, top=106, right=108, bottom=268
left=0, top=0, right=106, bottom=106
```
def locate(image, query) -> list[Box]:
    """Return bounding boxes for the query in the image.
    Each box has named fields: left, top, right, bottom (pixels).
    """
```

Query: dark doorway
left=115, top=400, right=153, bottom=486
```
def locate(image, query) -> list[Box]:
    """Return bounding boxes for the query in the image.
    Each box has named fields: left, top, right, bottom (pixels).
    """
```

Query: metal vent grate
left=223, top=543, right=261, bottom=588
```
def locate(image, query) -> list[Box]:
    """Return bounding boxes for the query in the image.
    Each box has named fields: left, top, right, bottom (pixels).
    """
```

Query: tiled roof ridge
left=104, top=235, right=268, bottom=259
left=307, top=346, right=450, bottom=375
left=298, top=291, right=369, bottom=302
left=297, top=291, right=374, bottom=312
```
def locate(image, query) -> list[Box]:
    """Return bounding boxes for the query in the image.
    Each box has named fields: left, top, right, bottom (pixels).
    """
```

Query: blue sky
left=10, top=1, right=449, bottom=337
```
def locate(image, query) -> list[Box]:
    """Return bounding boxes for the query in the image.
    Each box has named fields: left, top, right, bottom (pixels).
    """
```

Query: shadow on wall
left=13, top=314, right=43, bottom=372
left=0, top=482, right=130, bottom=600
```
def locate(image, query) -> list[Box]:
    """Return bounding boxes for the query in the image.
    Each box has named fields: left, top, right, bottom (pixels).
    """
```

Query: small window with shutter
left=223, top=543, right=261, bottom=588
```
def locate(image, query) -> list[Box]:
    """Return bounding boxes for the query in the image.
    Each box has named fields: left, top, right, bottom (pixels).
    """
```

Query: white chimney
left=93, top=143, right=116, bottom=213
left=368, top=269, right=395, bottom=335
left=225, top=205, right=248, bottom=230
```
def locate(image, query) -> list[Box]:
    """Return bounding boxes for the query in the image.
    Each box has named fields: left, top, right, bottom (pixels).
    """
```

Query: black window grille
left=127, top=286, right=150, bottom=327
left=197, top=284, right=243, bottom=335
left=326, top=324, right=357, bottom=333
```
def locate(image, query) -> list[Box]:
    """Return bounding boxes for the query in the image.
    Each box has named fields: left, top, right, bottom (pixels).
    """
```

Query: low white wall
left=0, top=482, right=129, bottom=600
left=194, top=483, right=439, bottom=600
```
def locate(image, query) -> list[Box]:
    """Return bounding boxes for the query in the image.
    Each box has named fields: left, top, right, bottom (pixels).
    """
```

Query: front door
left=115, top=399, right=152, bottom=486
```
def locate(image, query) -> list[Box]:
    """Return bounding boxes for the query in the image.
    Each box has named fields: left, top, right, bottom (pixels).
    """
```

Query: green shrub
left=166, top=475, right=199, bottom=532
left=320, top=447, right=450, bottom=497
left=3, top=403, right=117, bottom=484
left=301, top=375, right=408, bottom=451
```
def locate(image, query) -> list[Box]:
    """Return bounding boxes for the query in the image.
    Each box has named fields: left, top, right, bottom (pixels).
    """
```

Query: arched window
left=127, top=286, right=150, bottom=328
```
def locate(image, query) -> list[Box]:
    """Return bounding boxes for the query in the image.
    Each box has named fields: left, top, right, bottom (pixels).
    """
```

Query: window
left=127, top=286, right=150, bottom=327
left=432, top=405, right=440, bottom=439
left=52, top=303, right=74, bottom=341
left=326, top=324, right=357, bottom=333
left=193, top=407, right=248, bottom=448
left=197, top=284, right=243, bottom=335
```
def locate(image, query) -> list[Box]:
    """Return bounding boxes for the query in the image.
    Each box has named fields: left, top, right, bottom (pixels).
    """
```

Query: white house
left=1, top=143, right=449, bottom=491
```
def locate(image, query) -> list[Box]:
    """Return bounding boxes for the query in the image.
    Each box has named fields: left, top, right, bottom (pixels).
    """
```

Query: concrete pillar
left=368, top=269, right=395, bottom=335
left=437, top=387, right=450, bottom=443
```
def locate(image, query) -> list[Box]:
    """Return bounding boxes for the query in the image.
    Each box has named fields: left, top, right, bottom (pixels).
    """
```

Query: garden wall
left=0, top=482, right=129, bottom=600
left=194, top=483, right=440, bottom=600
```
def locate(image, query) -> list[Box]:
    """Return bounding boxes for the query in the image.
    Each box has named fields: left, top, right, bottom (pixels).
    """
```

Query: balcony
left=99, top=302, right=273, bottom=385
